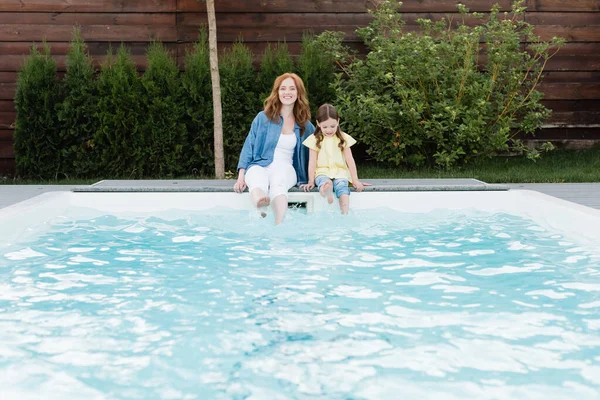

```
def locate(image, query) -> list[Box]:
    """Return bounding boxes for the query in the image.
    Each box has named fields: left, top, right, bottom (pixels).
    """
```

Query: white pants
left=245, top=162, right=297, bottom=200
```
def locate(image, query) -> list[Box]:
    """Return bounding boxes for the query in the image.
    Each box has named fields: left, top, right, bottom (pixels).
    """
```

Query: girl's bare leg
left=339, top=194, right=349, bottom=215
left=272, top=194, right=288, bottom=225
left=319, top=181, right=334, bottom=204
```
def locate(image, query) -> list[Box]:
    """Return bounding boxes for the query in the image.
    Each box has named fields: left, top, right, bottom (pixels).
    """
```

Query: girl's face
left=317, top=118, right=339, bottom=136
left=278, top=77, right=298, bottom=106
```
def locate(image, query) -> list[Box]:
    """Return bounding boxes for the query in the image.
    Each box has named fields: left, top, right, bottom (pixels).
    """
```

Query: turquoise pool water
left=1, top=209, right=599, bottom=399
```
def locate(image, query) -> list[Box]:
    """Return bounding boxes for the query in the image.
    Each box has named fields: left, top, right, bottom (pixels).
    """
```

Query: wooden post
left=205, top=0, right=224, bottom=179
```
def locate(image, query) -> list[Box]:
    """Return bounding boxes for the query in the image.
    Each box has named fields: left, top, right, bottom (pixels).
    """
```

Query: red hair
left=264, top=73, right=311, bottom=136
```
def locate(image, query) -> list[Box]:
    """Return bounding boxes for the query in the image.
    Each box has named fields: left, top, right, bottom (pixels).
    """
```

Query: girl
left=234, top=73, right=315, bottom=225
left=302, top=103, right=366, bottom=214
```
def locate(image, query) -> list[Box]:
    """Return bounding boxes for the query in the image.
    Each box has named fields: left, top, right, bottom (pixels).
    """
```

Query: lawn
left=359, top=148, right=600, bottom=183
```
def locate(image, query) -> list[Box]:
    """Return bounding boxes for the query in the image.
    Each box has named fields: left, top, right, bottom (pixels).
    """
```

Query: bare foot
left=257, top=195, right=270, bottom=208
left=319, top=181, right=334, bottom=204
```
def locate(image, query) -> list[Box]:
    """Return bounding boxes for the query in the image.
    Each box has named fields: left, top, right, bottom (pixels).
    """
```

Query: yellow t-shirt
left=302, top=132, right=357, bottom=182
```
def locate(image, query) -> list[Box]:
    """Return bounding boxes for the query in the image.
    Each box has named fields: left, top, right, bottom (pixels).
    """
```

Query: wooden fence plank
left=176, top=41, right=367, bottom=60
left=177, top=12, right=599, bottom=43
left=0, top=129, right=13, bottom=141
left=527, top=0, right=600, bottom=12
left=0, top=13, right=176, bottom=26
left=177, top=13, right=367, bottom=42
left=0, top=54, right=151, bottom=73
left=548, top=42, right=600, bottom=56
left=0, top=157, right=15, bottom=174
left=0, top=111, right=16, bottom=129
left=0, top=42, right=175, bottom=56
left=0, top=41, right=177, bottom=72
left=177, top=0, right=515, bottom=13
left=547, top=111, right=600, bottom=126
left=545, top=55, right=600, bottom=72
left=176, top=11, right=531, bottom=29
left=542, top=99, right=600, bottom=112
left=0, top=141, right=15, bottom=158
left=542, top=71, right=600, bottom=82
left=0, top=72, right=17, bottom=82
left=0, top=83, right=16, bottom=100
left=525, top=12, right=600, bottom=25
left=527, top=128, right=600, bottom=140
left=177, top=25, right=600, bottom=44
left=0, top=100, right=14, bottom=112
left=177, top=12, right=372, bottom=30
left=0, top=24, right=177, bottom=42
left=532, top=26, right=600, bottom=42
left=0, top=0, right=177, bottom=13
left=538, top=82, right=600, bottom=100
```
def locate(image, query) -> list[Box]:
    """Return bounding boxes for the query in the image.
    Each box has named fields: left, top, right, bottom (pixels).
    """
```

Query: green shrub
left=296, top=31, right=339, bottom=117
left=220, top=41, right=260, bottom=171
left=56, top=28, right=97, bottom=178
left=13, top=43, right=62, bottom=179
left=326, top=0, right=563, bottom=168
left=181, top=28, right=214, bottom=176
left=94, top=45, right=145, bottom=178
left=141, top=41, right=187, bottom=177
left=257, top=42, right=294, bottom=102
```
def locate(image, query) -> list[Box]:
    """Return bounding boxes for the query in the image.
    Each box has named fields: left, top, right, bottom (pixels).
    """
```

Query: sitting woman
left=233, top=73, right=315, bottom=225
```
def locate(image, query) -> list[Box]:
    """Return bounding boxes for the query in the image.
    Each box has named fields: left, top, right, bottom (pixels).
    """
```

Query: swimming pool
left=1, top=190, right=599, bottom=399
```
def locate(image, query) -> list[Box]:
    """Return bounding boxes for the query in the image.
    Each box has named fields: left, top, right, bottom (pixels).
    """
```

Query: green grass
left=2, top=148, right=600, bottom=184
left=359, top=148, right=600, bottom=183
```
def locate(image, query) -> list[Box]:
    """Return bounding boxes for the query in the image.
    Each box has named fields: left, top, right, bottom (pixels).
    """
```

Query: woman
left=233, top=73, right=315, bottom=225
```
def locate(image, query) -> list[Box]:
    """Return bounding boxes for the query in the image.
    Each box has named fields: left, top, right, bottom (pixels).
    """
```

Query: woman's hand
left=300, top=181, right=315, bottom=192
left=233, top=177, right=247, bottom=193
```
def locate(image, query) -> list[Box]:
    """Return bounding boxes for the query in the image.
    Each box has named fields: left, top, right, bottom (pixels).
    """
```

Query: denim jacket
left=237, top=111, right=315, bottom=186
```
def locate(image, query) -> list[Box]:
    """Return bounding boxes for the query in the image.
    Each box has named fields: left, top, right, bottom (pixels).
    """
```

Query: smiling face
left=317, top=117, right=339, bottom=136
left=278, top=77, right=298, bottom=106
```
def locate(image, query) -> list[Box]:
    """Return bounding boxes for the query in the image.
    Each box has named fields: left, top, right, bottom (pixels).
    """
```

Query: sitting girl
left=301, top=103, right=366, bottom=214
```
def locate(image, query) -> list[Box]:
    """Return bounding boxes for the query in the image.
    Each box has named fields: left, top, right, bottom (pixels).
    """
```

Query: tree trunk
left=206, top=0, right=224, bottom=179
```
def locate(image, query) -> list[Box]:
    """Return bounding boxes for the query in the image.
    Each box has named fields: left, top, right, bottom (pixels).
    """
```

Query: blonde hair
left=263, top=73, right=311, bottom=136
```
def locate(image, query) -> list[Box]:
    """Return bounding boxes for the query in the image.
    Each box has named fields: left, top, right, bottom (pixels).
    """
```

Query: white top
left=272, top=133, right=296, bottom=164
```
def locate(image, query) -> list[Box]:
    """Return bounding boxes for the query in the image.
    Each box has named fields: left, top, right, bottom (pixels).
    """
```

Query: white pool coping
left=1, top=190, right=600, bottom=249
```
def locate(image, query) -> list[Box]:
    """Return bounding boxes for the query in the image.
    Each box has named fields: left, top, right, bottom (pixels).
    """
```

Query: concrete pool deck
left=1, top=179, right=600, bottom=210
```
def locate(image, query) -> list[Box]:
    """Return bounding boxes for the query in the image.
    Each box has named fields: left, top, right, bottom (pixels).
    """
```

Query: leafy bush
left=296, top=31, right=340, bottom=117
left=56, top=28, right=98, bottom=178
left=257, top=42, right=295, bottom=102
left=219, top=41, right=260, bottom=170
left=141, top=41, right=187, bottom=177
left=181, top=28, right=214, bottom=176
left=13, top=43, right=62, bottom=179
left=93, top=45, right=145, bottom=178
left=327, top=0, right=563, bottom=168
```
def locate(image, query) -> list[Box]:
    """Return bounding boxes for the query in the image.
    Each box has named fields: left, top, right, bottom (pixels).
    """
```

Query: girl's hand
left=354, top=181, right=365, bottom=192
left=233, top=177, right=247, bottom=193
left=300, top=181, right=315, bottom=192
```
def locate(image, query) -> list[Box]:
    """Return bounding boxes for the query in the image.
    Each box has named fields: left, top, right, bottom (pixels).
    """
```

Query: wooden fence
left=0, top=0, right=598, bottom=173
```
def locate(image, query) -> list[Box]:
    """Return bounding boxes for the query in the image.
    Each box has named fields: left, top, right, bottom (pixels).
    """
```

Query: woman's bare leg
left=250, top=188, right=270, bottom=217
left=272, top=194, right=288, bottom=225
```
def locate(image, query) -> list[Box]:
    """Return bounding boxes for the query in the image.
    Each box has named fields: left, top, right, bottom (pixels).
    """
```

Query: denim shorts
left=315, top=175, right=350, bottom=198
